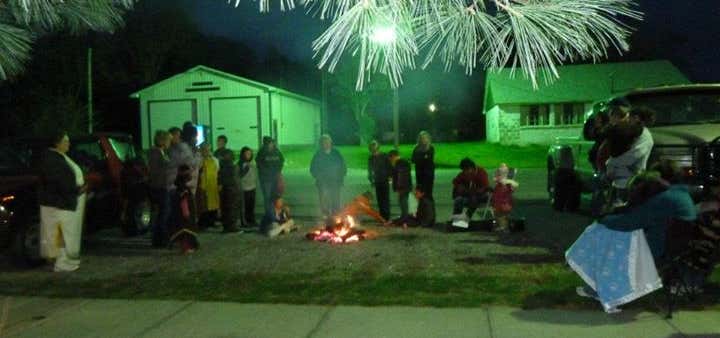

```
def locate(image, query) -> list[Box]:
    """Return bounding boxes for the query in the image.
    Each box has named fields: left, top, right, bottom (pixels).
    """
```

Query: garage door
left=210, top=97, right=260, bottom=150
left=148, top=100, right=196, bottom=146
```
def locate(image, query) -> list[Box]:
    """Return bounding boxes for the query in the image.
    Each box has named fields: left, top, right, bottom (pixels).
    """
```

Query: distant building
left=131, top=65, right=321, bottom=150
left=483, top=60, right=690, bottom=145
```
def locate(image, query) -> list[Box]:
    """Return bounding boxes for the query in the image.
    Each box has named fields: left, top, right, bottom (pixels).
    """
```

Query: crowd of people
left=35, top=123, right=521, bottom=270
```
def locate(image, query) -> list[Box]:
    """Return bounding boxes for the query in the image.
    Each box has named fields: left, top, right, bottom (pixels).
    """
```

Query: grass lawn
left=1, top=226, right=718, bottom=311
left=282, top=142, right=548, bottom=170
left=1, top=169, right=718, bottom=312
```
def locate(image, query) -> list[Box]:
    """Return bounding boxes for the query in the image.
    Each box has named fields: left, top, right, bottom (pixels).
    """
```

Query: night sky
left=184, top=0, right=720, bottom=82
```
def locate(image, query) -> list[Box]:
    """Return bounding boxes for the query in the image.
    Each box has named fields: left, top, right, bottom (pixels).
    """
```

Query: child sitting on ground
left=394, top=185, right=436, bottom=228
left=492, top=163, right=519, bottom=232
left=261, top=196, right=297, bottom=237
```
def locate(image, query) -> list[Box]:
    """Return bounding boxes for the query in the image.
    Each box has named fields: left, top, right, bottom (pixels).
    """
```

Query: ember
left=306, top=216, right=367, bottom=244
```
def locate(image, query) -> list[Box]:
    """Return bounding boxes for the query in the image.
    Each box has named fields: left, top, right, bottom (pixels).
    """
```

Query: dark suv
left=548, top=85, right=720, bottom=208
left=0, top=133, right=150, bottom=266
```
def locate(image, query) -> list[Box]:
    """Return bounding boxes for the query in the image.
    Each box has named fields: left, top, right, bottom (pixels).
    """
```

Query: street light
left=369, top=24, right=400, bottom=148
left=428, top=103, right=437, bottom=113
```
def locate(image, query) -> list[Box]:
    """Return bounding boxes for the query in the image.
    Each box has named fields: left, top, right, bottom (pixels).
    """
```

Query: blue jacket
left=602, top=185, right=697, bottom=259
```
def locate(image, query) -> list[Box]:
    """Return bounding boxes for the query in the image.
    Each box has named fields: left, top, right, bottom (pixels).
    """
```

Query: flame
left=307, top=215, right=365, bottom=244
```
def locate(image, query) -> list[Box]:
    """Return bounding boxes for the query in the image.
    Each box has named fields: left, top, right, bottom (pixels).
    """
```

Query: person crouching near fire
left=261, top=196, right=297, bottom=237
left=337, top=192, right=387, bottom=225
left=492, top=163, right=519, bottom=232
left=394, top=185, right=436, bottom=228
left=388, top=150, right=412, bottom=221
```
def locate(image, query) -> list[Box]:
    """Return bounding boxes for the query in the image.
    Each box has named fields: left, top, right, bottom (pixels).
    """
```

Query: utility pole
left=87, top=46, right=93, bottom=134
left=321, top=70, right=328, bottom=134
left=392, top=87, right=399, bottom=148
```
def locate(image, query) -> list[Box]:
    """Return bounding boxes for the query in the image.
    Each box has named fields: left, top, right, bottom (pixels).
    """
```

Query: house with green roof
left=483, top=60, right=691, bottom=145
left=131, top=65, right=321, bottom=150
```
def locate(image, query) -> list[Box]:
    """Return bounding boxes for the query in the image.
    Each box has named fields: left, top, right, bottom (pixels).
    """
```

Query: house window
left=521, top=105, right=550, bottom=126
left=556, top=103, right=585, bottom=125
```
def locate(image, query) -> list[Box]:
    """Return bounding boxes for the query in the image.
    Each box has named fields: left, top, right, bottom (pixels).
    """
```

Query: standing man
left=388, top=150, right=412, bottom=220
left=256, top=136, right=284, bottom=214
left=368, top=140, right=391, bottom=221
left=214, top=135, right=240, bottom=233
left=310, top=134, right=347, bottom=218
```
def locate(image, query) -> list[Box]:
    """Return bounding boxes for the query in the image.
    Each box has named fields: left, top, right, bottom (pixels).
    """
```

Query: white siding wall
left=273, top=93, right=321, bottom=146
left=485, top=106, right=501, bottom=143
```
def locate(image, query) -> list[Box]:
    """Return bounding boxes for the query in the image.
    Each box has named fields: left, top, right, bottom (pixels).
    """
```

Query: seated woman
left=566, top=170, right=696, bottom=314
left=261, top=196, right=297, bottom=238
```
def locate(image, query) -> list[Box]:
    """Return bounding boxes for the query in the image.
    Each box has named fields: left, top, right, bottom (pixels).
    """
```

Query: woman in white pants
left=39, top=131, right=87, bottom=272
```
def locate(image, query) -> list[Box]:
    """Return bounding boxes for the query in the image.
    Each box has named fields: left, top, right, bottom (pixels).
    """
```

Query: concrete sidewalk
left=1, top=297, right=718, bottom=338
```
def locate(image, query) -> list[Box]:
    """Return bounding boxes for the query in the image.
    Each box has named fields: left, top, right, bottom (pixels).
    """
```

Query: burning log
left=306, top=216, right=368, bottom=244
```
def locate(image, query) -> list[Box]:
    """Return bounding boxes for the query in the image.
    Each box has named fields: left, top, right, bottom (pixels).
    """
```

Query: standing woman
left=255, top=136, right=284, bottom=214
left=412, top=131, right=435, bottom=199
left=238, top=146, right=258, bottom=227
left=169, top=123, right=202, bottom=227
left=197, top=142, right=223, bottom=231
left=39, top=131, right=87, bottom=272
left=148, top=130, right=172, bottom=247
left=310, top=134, right=347, bottom=217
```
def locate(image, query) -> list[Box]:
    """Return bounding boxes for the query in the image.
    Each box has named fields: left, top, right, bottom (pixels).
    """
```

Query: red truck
left=0, top=133, right=150, bottom=266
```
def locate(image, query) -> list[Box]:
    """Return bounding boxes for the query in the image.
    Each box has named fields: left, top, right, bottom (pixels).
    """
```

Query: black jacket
left=38, top=150, right=80, bottom=211
left=412, top=145, right=435, bottom=177
left=310, top=148, right=347, bottom=187
left=392, top=159, right=412, bottom=193
left=416, top=197, right=436, bottom=227
left=368, top=152, right=391, bottom=185
left=256, top=147, right=284, bottom=181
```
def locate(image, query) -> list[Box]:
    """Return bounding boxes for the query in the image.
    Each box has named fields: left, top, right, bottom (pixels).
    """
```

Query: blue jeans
left=260, top=177, right=278, bottom=215
left=149, top=188, right=171, bottom=247
left=453, top=194, right=487, bottom=218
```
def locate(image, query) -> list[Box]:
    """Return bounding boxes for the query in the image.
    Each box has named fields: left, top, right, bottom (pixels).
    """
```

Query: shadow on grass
left=456, top=253, right=561, bottom=266
left=385, top=233, right=422, bottom=243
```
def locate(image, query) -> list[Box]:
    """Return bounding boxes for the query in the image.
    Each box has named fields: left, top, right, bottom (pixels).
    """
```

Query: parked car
left=548, top=84, right=720, bottom=209
left=0, top=133, right=150, bottom=266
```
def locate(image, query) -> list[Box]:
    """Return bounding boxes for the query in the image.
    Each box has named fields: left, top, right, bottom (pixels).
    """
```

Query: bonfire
left=306, top=216, right=367, bottom=244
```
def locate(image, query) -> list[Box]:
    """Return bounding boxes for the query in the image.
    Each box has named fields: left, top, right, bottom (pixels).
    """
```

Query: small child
left=394, top=185, right=436, bottom=228
left=261, top=196, right=297, bottom=237
left=492, top=163, right=519, bottom=232
left=169, top=165, right=199, bottom=254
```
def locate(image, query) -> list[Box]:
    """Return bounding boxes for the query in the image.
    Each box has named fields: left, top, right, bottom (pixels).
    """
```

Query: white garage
left=131, top=65, right=322, bottom=150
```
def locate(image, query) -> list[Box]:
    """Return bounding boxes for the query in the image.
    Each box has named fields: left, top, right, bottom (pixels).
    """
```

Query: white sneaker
left=576, top=286, right=599, bottom=300
left=267, top=226, right=283, bottom=238
left=605, top=307, right=622, bottom=314
left=54, top=264, right=79, bottom=272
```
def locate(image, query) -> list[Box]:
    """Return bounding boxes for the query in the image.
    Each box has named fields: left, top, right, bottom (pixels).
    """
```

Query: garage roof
left=483, top=60, right=690, bottom=112
left=130, top=65, right=320, bottom=104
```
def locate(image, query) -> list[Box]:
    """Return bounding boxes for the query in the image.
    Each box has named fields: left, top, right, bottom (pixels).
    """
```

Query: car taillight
left=1, top=195, right=14, bottom=203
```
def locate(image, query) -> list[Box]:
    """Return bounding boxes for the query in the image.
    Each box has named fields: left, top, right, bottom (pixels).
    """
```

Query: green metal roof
left=130, top=65, right=320, bottom=104
left=483, top=60, right=690, bottom=112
